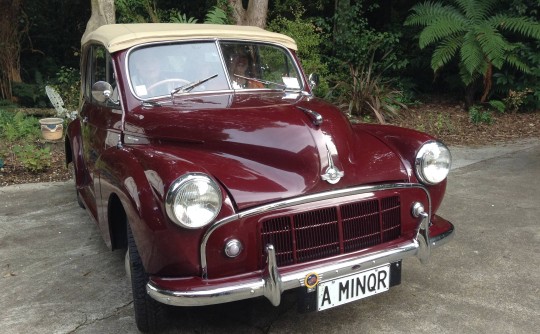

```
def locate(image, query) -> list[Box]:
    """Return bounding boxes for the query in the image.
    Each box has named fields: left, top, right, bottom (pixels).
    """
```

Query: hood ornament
left=321, top=146, right=344, bottom=184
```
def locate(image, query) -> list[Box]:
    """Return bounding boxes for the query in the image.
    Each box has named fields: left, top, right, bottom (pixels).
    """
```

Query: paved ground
left=1, top=139, right=539, bottom=333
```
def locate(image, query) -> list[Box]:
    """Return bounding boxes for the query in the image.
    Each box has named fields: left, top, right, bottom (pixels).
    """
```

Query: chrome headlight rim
left=415, top=140, right=451, bottom=185
left=165, top=173, right=222, bottom=229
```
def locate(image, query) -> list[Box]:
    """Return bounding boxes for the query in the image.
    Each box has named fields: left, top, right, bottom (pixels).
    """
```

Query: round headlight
left=415, top=141, right=451, bottom=185
left=165, top=173, right=222, bottom=229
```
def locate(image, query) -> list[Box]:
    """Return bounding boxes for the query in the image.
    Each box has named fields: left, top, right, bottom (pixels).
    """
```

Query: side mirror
left=308, top=73, right=319, bottom=90
left=91, top=81, right=113, bottom=103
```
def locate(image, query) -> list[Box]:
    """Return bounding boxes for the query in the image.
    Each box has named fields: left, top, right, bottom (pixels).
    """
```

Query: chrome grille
left=260, top=196, right=401, bottom=267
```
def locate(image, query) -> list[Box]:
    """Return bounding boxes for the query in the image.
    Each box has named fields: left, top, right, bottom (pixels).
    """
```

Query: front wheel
left=127, top=223, right=167, bottom=332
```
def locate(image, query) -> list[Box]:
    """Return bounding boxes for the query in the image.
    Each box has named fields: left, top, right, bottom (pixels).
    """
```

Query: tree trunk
left=82, top=0, right=115, bottom=43
left=0, top=0, right=23, bottom=101
left=228, top=0, right=268, bottom=28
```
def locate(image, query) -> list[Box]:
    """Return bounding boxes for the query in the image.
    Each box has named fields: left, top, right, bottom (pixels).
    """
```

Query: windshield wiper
left=171, top=74, right=218, bottom=96
left=233, top=74, right=288, bottom=90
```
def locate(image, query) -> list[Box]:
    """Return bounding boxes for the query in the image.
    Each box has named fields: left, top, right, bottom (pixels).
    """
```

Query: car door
left=79, top=44, right=122, bottom=222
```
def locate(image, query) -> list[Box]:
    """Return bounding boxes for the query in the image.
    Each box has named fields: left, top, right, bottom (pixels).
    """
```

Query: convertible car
left=67, top=23, right=454, bottom=332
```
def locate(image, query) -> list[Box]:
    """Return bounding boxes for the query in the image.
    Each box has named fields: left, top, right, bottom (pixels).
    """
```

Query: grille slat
left=260, top=196, right=401, bottom=267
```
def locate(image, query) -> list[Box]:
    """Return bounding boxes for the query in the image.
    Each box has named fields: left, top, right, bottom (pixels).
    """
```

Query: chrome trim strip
left=200, top=183, right=432, bottom=278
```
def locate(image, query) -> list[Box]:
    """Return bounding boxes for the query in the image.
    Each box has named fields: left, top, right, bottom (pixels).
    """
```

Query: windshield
left=128, top=41, right=303, bottom=99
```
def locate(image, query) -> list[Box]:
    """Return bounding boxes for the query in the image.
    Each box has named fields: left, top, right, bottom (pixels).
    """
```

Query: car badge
left=321, top=148, right=344, bottom=184
left=304, top=272, right=320, bottom=289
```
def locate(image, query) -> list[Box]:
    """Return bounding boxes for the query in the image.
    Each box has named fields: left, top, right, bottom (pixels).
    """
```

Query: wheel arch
left=108, top=192, right=128, bottom=251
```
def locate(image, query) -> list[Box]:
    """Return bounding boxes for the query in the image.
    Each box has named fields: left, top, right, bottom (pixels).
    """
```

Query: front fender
left=357, top=124, right=448, bottom=214
left=97, top=145, right=235, bottom=276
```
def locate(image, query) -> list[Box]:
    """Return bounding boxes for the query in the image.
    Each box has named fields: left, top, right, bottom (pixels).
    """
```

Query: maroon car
left=67, top=23, right=454, bottom=332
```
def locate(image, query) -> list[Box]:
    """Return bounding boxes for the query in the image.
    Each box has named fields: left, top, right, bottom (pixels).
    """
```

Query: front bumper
left=147, top=219, right=454, bottom=307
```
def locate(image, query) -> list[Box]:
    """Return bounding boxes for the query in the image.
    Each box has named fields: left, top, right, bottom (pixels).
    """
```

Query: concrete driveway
left=1, top=139, right=539, bottom=333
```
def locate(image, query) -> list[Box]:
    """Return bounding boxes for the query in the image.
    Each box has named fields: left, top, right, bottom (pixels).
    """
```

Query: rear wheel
left=127, top=223, right=167, bottom=333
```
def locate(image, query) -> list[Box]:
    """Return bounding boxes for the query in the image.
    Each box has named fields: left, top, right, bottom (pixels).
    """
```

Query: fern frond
left=461, top=32, right=485, bottom=75
left=458, top=63, right=481, bottom=85
left=419, top=17, right=467, bottom=48
left=489, top=15, right=540, bottom=40
left=454, top=0, right=496, bottom=22
left=475, top=23, right=510, bottom=69
left=505, top=53, right=532, bottom=74
left=170, top=11, right=198, bottom=24
left=431, top=35, right=462, bottom=71
left=204, top=6, right=228, bottom=24
left=404, top=1, right=464, bottom=26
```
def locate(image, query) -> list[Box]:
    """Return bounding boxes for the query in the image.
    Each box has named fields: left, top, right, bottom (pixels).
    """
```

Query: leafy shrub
left=0, top=110, right=41, bottom=142
left=268, top=8, right=329, bottom=97
left=49, top=66, right=80, bottom=112
left=469, top=106, right=492, bottom=125
left=487, top=100, right=506, bottom=113
left=504, top=88, right=534, bottom=113
left=13, top=144, right=51, bottom=173
left=322, top=2, right=407, bottom=123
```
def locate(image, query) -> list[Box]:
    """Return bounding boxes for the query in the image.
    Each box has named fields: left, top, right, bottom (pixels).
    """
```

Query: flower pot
left=39, top=117, right=64, bottom=141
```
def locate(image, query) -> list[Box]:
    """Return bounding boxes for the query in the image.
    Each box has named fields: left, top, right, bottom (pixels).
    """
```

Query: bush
left=469, top=106, right=492, bottom=125
left=267, top=8, right=329, bottom=97
left=0, top=108, right=51, bottom=173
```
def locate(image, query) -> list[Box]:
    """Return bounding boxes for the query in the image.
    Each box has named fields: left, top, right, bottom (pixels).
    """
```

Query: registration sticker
left=317, top=264, right=390, bottom=311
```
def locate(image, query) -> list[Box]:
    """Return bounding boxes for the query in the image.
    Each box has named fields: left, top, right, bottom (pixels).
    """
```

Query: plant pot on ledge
left=39, top=117, right=64, bottom=141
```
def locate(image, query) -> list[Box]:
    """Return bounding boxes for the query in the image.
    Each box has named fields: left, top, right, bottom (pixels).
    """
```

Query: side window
left=83, top=45, right=117, bottom=104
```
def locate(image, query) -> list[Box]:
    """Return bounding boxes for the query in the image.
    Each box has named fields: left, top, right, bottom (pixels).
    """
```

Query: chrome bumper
left=147, top=222, right=454, bottom=307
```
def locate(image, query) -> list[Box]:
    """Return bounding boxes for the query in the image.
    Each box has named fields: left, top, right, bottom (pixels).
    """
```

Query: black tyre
left=127, top=223, right=167, bottom=333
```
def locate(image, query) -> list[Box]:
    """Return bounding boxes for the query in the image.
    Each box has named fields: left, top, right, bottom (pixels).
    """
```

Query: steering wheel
left=147, top=78, right=189, bottom=93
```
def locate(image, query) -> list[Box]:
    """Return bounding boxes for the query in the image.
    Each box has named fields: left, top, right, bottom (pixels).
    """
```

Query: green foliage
left=0, top=109, right=50, bottom=173
left=49, top=66, right=80, bottom=112
left=12, top=70, right=49, bottom=108
left=322, top=2, right=407, bottom=123
left=469, top=105, right=493, bottom=124
left=405, top=0, right=540, bottom=103
left=488, top=99, right=506, bottom=113
left=169, top=11, right=198, bottom=23
left=0, top=110, right=41, bottom=142
left=116, top=1, right=229, bottom=24
left=116, top=0, right=160, bottom=23
left=504, top=88, right=534, bottom=112
left=493, top=41, right=540, bottom=110
left=204, top=6, right=229, bottom=24
left=267, top=8, right=329, bottom=96
left=13, top=144, right=51, bottom=173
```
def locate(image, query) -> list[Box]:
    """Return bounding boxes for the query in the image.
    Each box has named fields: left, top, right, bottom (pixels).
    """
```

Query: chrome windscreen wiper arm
left=171, top=74, right=218, bottom=96
left=233, top=75, right=288, bottom=90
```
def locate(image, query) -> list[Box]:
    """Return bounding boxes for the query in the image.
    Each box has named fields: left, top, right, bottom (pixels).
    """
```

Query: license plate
left=317, top=264, right=390, bottom=311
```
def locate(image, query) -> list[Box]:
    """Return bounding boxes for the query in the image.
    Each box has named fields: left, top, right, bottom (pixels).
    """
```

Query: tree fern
left=405, top=0, right=540, bottom=103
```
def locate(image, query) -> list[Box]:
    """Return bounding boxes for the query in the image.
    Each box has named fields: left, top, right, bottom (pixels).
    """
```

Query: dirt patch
left=1, top=101, right=539, bottom=187
left=393, top=101, right=540, bottom=146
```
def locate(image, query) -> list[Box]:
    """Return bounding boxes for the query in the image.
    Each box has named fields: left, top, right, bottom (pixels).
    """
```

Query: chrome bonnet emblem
left=321, top=145, right=344, bottom=184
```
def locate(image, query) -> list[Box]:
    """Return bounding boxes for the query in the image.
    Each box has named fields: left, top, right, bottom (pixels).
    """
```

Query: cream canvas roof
left=82, top=23, right=298, bottom=53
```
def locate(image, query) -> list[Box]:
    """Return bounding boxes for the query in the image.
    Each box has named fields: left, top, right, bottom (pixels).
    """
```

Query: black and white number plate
left=317, top=264, right=390, bottom=311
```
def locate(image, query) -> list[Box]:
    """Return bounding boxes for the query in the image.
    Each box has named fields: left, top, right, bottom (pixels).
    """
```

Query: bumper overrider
left=146, top=183, right=454, bottom=307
